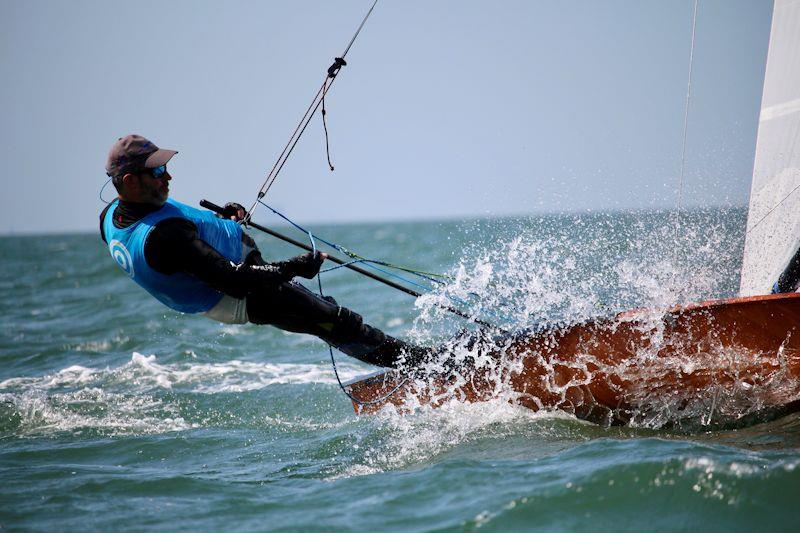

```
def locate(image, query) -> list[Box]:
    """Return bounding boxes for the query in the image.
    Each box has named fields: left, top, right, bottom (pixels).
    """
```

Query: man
left=100, top=134, right=426, bottom=367
left=772, top=246, right=800, bottom=294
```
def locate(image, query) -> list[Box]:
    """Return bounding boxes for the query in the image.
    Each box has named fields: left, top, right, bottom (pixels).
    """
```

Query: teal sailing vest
left=103, top=199, right=243, bottom=313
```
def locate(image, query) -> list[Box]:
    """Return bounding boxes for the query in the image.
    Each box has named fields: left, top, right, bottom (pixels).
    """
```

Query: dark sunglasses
left=148, top=165, right=168, bottom=179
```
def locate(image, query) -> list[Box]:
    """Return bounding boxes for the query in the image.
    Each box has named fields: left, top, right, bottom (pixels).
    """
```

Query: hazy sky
left=0, top=0, right=772, bottom=235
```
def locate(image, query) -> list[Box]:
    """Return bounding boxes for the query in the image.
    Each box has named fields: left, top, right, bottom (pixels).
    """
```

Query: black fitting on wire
left=327, top=57, right=347, bottom=78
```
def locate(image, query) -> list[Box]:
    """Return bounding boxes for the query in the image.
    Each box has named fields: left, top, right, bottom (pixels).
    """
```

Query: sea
left=2, top=206, right=799, bottom=531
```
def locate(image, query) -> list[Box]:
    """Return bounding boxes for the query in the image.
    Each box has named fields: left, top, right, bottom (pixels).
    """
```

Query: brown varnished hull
left=344, top=292, right=800, bottom=425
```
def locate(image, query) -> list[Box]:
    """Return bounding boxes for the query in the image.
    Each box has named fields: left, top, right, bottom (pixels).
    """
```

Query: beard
left=146, top=182, right=169, bottom=206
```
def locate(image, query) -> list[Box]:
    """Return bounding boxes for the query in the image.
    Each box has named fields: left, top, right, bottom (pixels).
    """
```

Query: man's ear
left=121, top=173, right=139, bottom=192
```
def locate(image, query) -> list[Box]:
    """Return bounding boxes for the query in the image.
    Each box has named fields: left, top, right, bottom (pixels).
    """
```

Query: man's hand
left=286, top=252, right=328, bottom=279
left=220, top=202, right=247, bottom=222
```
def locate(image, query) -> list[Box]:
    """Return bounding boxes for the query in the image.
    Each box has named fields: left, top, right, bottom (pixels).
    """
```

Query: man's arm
left=145, top=219, right=324, bottom=298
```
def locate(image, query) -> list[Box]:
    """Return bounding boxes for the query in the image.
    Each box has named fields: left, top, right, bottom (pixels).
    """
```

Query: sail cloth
left=740, top=0, right=800, bottom=296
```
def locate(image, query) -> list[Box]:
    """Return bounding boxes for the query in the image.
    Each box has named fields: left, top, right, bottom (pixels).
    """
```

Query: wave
left=0, top=353, right=366, bottom=437
left=0, top=352, right=366, bottom=394
left=0, top=386, right=194, bottom=437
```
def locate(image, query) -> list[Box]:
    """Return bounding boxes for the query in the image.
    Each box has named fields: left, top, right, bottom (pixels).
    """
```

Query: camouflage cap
left=105, top=134, right=178, bottom=178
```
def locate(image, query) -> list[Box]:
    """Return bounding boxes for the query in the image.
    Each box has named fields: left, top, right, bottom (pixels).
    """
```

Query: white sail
left=740, top=0, right=800, bottom=296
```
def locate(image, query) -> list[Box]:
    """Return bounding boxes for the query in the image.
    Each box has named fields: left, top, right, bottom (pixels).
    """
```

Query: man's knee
left=332, top=306, right=364, bottom=336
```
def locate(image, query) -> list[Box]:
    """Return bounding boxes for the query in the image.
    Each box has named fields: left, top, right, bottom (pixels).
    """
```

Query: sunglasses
left=148, top=165, right=168, bottom=179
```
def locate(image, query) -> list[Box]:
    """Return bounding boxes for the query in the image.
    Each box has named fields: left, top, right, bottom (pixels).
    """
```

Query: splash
left=334, top=399, right=580, bottom=478
left=348, top=210, right=799, bottom=429
left=414, top=210, right=738, bottom=335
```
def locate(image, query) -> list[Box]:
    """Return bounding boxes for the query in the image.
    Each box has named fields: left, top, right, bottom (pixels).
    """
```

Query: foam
left=0, top=387, right=193, bottom=437
left=0, top=353, right=366, bottom=437
left=0, top=353, right=366, bottom=395
left=337, top=399, right=575, bottom=478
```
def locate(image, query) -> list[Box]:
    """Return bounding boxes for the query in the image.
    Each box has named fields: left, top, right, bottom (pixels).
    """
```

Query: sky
left=0, top=0, right=773, bottom=235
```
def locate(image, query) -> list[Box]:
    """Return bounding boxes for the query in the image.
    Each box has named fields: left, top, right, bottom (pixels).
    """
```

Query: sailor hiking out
left=772, top=247, right=800, bottom=294
left=100, top=134, right=430, bottom=368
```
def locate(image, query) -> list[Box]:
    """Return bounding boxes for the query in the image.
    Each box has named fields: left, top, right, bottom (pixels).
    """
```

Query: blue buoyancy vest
left=103, top=198, right=243, bottom=313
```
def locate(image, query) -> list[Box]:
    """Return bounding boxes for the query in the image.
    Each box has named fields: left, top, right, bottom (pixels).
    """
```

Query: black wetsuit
left=100, top=201, right=420, bottom=367
left=773, top=246, right=800, bottom=293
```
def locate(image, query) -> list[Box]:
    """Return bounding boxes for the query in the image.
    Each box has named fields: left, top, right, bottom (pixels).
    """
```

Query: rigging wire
left=745, top=181, right=800, bottom=235
left=259, top=200, right=518, bottom=325
left=319, top=270, right=410, bottom=407
left=236, top=0, right=499, bottom=405
left=257, top=200, right=448, bottom=290
left=674, top=0, right=700, bottom=248
left=300, top=199, right=410, bottom=407
left=340, top=0, right=379, bottom=58
left=252, top=200, right=513, bottom=405
left=240, top=0, right=395, bottom=406
left=245, top=0, right=380, bottom=223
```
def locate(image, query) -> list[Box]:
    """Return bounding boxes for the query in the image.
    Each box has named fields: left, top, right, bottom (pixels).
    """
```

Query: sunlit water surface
left=2, top=208, right=799, bottom=530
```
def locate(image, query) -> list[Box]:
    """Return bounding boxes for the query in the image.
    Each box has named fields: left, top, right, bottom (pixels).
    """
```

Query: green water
left=2, top=208, right=799, bottom=531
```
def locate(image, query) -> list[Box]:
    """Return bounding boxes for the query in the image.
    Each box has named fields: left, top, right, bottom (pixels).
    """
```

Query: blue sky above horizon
left=0, top=0, right=772, bottom=235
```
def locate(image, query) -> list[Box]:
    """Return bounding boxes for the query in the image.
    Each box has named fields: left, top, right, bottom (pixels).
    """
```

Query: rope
left=245, top=0, right=380, bottom=222
left=253, top=204, right=513, bottom=331
left=320, top=258, right=365, bottom=272
left=246, top=77, right=336, bottom=220
left=304, top=216, right=409, bottom=407
left=341, top=0, right=379, bottom=59
left=674, top=0, right=699, bottom=246
left=326, top=335, right=410, bottom=407
left=258, top=200, right=448, bottom=289
left=99, top=177, right=115, bottom=204
left=322, top=79, right=335, bottom=171
left=319, top=258, right=449, bottom=287
left=235, top=0, right=479, bottom=405
left=746, top=182, right=800, bottom=235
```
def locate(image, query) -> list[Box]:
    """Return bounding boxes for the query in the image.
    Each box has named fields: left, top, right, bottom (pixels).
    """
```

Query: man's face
left=124, top=167, right=171, bottom=205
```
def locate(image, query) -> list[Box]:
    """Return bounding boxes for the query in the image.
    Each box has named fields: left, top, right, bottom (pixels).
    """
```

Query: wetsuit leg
left=246, top=282, right=428, bottom=367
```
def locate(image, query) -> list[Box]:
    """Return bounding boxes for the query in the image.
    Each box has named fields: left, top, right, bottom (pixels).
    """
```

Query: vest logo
left=109, top=240, right=135, bottom=278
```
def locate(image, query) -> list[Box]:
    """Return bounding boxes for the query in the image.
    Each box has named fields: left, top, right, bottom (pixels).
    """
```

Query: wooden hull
left=344, top=293, right=800, bottom=426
